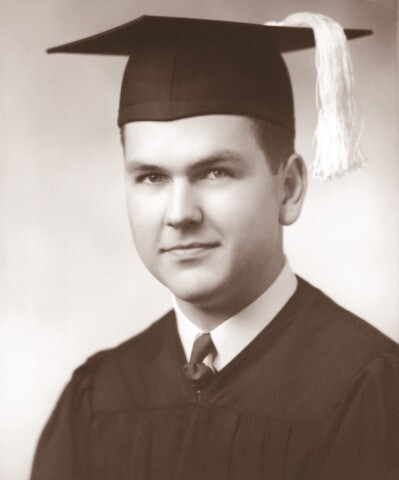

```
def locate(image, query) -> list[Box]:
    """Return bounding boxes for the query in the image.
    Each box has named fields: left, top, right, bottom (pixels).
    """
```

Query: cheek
left=205, top=180, right=279, bottom=243
left=125, top=189, right=163, bottom=257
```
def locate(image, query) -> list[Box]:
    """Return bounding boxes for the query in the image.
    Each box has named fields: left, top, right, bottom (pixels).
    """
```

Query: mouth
left=161, top=242, right=220, bottom=258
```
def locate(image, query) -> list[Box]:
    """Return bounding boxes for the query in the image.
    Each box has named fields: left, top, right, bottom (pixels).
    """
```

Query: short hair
left=250, top=119, right=295, bottom=174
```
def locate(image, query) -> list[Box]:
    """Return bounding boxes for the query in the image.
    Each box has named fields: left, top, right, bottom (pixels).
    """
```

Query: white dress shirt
left=173, top=261, right=297, bottom=371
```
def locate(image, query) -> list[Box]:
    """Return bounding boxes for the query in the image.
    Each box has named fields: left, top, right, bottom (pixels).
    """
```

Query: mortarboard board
left=48, top=14, right=372, bottom=180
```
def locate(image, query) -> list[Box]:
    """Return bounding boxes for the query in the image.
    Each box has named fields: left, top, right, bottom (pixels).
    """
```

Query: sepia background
left=1, top=0, right=397, bottom=478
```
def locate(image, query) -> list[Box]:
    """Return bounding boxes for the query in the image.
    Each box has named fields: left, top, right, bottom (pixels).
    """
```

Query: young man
left=31, top=14, right=398, bottom=480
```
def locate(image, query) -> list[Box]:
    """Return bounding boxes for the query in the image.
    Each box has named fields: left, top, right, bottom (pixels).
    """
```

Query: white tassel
left=266, top=13, right=365, bottom=180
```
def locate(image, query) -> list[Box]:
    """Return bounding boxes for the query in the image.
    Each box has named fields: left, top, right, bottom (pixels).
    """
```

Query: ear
left=278, top=153, right=307, bottom=226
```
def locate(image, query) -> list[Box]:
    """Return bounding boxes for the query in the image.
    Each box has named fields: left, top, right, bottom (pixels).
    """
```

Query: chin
left=164, top=275, right=223, bottom=305
left=170, top=284, right=217, bottom=304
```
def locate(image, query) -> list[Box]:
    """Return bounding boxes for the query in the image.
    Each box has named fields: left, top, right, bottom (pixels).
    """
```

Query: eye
left=205, top=168, right=231, bottom=180
left=137, top=173, right=168, bottom=184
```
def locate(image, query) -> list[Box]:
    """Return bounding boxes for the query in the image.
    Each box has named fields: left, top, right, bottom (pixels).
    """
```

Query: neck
left=175, top=257, right=285, bottom=331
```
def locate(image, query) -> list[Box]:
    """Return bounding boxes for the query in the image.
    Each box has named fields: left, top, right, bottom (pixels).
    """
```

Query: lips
left=162, top=242, right=219, bottom=251
left=161, top=242, right=220, bottom=257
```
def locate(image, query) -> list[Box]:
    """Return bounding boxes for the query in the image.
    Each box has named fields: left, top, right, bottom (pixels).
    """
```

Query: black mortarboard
left=48, top=14, right=372, bottom=179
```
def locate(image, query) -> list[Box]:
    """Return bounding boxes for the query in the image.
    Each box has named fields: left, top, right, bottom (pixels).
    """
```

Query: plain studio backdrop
left=1, top=0, right=398, bottom=479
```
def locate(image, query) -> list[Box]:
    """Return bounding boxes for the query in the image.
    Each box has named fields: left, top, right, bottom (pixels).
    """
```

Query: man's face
left=123, top=115, right=285, bottom=311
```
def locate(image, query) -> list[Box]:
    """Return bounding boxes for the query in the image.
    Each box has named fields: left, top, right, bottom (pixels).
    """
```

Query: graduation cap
left=48, top=13, right=372, bottom=180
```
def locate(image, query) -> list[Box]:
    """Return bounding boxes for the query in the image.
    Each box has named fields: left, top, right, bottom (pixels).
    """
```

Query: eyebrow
left=125, top=150, right=248, bottom=174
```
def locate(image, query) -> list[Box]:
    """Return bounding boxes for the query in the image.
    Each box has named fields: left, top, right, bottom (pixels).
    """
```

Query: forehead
left=123, top=115, right=262, bottom=164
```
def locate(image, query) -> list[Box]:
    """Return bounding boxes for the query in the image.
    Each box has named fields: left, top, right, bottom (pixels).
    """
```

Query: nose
left=164, top=179, right=203, bottom=228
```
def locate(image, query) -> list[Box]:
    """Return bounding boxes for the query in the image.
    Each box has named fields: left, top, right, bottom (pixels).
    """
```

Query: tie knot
left=183, top=333, right=217, bottom=388
left=189, top=333, right=214, bottom=363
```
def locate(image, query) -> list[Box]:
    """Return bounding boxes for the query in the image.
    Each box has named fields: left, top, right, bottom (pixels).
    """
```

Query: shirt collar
left=173, top=261, right=297, bottom=370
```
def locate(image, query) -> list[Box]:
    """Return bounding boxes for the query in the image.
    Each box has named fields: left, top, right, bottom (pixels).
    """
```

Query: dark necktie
left=183, top=333, right=217, bottom=388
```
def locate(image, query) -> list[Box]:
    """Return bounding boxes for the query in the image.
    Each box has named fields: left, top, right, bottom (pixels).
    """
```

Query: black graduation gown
left=31, top=277, right=399, bottom=480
